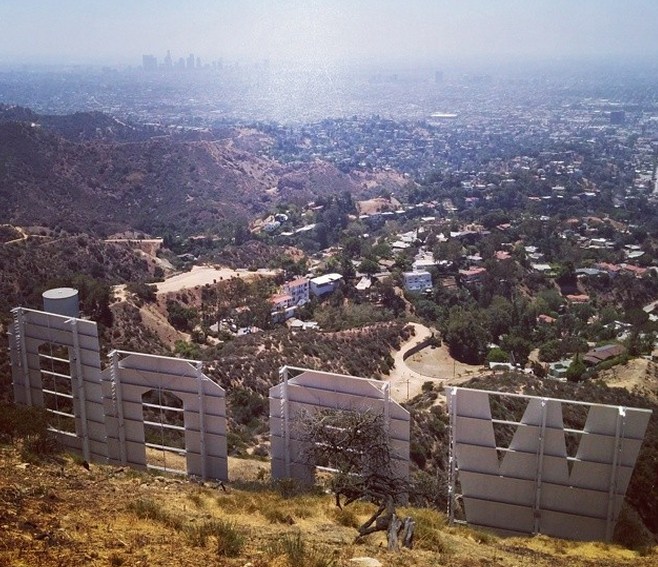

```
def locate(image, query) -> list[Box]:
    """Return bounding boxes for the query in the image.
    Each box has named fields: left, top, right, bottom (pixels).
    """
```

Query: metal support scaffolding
left=446, top=387, right=651, bottom=542
left=69, top=318, right=90, bottom=463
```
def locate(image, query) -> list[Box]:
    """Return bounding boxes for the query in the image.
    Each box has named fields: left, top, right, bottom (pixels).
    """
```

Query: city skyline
left=1, top=1, right=658, bottom=67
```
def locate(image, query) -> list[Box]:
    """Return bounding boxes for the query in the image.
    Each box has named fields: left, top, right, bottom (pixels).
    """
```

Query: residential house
left=459, top=266, right=487, bottom=285
left=310, top=273, right=343, bottom=297
left=283, top=277, right=310, bottom=306
left=270, top=293, right=295, bottom=323
left=403, top=270, right=432, bottom=292
left=583, top=344, right=625, bottom=366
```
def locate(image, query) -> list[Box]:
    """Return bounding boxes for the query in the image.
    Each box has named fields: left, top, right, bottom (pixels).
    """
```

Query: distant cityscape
left=142, top=50, right=228, bottom=72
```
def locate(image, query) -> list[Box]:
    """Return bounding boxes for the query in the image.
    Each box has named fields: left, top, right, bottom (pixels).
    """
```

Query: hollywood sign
left=446, top=387, right=651, bottom=541
left=7, top=306, right=651, bottom=541
left=7, top=307, right=409, bottom=485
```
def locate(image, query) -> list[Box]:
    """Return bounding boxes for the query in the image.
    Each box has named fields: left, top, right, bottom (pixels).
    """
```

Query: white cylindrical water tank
left=42, top=287, right=80, bottom=318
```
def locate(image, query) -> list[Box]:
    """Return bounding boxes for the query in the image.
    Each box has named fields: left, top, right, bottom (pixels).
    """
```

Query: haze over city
left=1, top=0, right=658, bottom=67
left=3, top=0, right=658, bottom=565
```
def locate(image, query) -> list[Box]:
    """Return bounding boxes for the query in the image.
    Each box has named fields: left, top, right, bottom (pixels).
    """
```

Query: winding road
left=385, top=322, right=482, bottom=403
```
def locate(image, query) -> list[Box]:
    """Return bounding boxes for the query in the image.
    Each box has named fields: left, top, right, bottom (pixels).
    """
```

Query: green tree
left=500, top=334, right=532, bottom=366
left=166, top=299, right=198, bottom=332
left=485, top=296, right=513, bottom=339
left=358, top=257, right=380, bottom=276
left=538, top=339, right=563, bottom=363
left=443, top=307, right=491, bottom=364
left=486, top=347, right=510, bottom=364
left=566, top=355, right=587, bottom=382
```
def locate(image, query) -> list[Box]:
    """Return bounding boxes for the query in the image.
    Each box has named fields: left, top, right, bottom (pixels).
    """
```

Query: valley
left=1, top=61, right=658, bottom=559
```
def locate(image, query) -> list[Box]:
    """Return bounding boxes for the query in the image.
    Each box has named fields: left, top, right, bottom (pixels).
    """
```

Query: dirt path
left=2, top=225, right=28, bottom=245
left=155, top=265, right=277, bottom=295
left=385, top=323, right=483, bottom=403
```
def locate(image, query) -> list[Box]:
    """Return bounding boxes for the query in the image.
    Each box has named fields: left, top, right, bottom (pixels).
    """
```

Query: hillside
left=0, top=105, right=169, bottom=143
left=0, top=436, right=655, bottom=567
left=0, top=232, right=156, bottom=323
left=0, top=110, right=403, bottom=237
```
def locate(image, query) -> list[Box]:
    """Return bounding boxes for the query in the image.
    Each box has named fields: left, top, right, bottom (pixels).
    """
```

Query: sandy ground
left=598, top=357, right=658, bottom=404
left=356, top=196, right=401, bottom=215
left=144, top=449, right=268, bottom=483
left=155, top=265, right=278, bottom=295
left=384, top=323, right=482, bottom=403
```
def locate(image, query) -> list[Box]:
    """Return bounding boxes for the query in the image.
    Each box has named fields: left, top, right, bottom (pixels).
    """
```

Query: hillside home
left=283, top=277, right=310, bottom=306
left=355, top=276, right=372, bottom=291
left=623, top=264, right=647, bottom=278
left=403, top=270, right=432, bottom=292
left=566, top=294, right=590, bottom=303
left=595, top=262, right=622, bottom=277
left=459, top=266, right=487, bottom=285
left=270, top=293, right=296, bottom=322
left=583, top=344, right=625, bottom=366
left=310, top=273, right=343, bottom=297
left=531, top=263, right=553, bottom=274
left=537, top=314, right=556, bottom=325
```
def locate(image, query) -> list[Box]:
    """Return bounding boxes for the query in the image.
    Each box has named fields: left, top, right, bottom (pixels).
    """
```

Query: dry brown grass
left=0, top=443, right=656, bottom=567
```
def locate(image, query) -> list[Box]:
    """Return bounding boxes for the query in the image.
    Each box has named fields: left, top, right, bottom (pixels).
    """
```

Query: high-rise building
left=142, top=54, right=158, bottom=71
left=187, top=53, right=195, bottom=69
left=164, top=50, right=173, bottom=70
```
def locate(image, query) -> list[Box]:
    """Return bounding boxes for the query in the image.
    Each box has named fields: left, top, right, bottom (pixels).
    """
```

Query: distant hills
left=0, top=106, right=389, bottom=237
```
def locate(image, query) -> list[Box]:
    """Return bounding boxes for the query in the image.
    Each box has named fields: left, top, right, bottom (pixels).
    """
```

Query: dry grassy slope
left=0, top=233, right=155, bottom=322
left=598, top=358, right=658, bottom=405
left=0, top=118, right=389, bottom=237
left=0, top=443, right=654, bottom=567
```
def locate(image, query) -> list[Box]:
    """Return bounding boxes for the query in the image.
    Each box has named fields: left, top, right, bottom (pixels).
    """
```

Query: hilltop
left=0, top=108, right=407, bottom=237
left=0, top=436, right=655, bottom=567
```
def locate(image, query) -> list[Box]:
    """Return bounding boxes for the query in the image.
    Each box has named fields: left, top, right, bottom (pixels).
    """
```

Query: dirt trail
left=2, top=224, right=28, bottom=245
left=385, top=323, right=482, bottom=403
left=155, top=265, right=277, bottom=295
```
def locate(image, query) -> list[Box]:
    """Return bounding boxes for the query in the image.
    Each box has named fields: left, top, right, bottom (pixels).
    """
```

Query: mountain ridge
left=0, top=108, right=401, bottom=237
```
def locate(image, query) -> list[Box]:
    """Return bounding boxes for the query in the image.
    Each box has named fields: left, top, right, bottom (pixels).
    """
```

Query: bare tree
left=298, top=408, right=414, bottom=549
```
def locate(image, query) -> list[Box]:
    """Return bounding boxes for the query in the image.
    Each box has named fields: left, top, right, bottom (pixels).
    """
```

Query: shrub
left=125, top=281, right=156, bottom=305
left=330, top=507, right=360, bottom=528
left=613, top=505, right=656, bottom=552
left=184, top=519, right=245, bottom=556
left=0, top=403, right=61, bottom=461
left=566, top=355, right=587, bottom=382
left=127, top=498, right=183, bottom=531
left=267, top=532, right=335, bottom=567
left=0, top=404, right=50, bottom=442
left=411, top=508, right=453, bottom=553
left=213, top=520, right=245, bottom=557
left=166, top=299, right=198, bottom=331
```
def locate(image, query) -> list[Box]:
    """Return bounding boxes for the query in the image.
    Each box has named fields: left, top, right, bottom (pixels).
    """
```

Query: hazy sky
left=1, top=1, right=657, bottom=67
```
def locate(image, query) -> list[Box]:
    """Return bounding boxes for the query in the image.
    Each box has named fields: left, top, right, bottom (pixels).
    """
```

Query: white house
left=403, top=270, right=432, bottom=292
left=270, top=293, right=296, bottom=323
left=310, top=273, right=343, bottom=296
left=283, top=277, right=310, bottom=306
